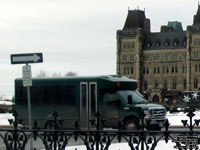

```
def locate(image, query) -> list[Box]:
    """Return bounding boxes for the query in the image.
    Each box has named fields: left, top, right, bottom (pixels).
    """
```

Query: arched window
left=195, top=64, right=198, bottom=72
left=166, top=67, right=169, bottom=73
left=143, top=66, right=145, bottom=74
left=157, top=66, right=160, bottom=74
left=175, top=65, right=178, bottom=73
left=194, top=78, right=198, bottom=89
left=155, top=80, right=159, bottom=89
left=173, top=81, right=176, bottom=89
left=154, top=67, right=156, bottom=74
left=183, top=79, right=187, bottom=89
left=164, top=81, right=168, bottom=89
left=182, top=64, right=186, bottom=73
left=147, top=67, right=149, bottom=74
left=144, top=80, right=148, bottom=90
left=172, top=66, right=175, bottom=73
left=131, top=67, right=134, bottom=74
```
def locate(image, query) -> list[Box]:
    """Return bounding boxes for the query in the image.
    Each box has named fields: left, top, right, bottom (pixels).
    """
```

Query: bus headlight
left=144, top=110, right=151, bottom=118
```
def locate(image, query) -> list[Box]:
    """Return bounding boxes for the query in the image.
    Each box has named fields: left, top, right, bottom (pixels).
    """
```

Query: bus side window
left=43, top=86, right=52, bottom=105
left=64, top=86, right=75, bottom=105
left=31, top=86, right=41, bottom=105
left=16, top=86, right=27, bottom=105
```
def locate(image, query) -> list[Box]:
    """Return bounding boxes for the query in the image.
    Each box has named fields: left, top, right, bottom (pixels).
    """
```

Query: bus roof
left=15, top=75, right=136, bottom=82
left=15, top=75, right=138, bottom=90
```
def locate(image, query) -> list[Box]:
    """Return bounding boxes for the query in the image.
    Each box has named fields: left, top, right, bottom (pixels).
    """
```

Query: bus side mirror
left=128, top=95, right=132, bottom=104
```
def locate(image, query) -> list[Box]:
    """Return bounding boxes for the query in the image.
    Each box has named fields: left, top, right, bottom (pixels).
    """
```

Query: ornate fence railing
left=1, top=110, right=200, bottom=150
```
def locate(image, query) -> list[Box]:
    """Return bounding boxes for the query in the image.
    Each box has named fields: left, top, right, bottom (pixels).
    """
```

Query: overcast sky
left=0, top=0, right=199, bottom=97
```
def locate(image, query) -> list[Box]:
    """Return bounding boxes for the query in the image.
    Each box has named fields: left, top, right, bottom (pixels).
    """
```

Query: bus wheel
left=124, top=119, right=138, bottom=130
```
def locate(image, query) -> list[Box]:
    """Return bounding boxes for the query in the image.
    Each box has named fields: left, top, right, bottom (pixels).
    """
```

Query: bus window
left=63, top=86, right=75, bottom=105
left=16, top=86, right=27, bottom=105
left=30, top=86, right=42, bottom=105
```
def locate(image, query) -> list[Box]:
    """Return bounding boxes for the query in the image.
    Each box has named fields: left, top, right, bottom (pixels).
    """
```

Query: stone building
left=116, top=5, right=200, bottom=103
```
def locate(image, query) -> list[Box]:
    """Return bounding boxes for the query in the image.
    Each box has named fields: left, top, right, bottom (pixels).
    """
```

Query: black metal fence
left=1, top=110, right=200, bottom=150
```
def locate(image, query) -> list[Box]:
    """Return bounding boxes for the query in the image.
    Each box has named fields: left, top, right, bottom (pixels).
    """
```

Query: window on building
left=164, top=81, right=168, bottom=90
left=164, top=42, right=169, bottom=47
left=195, top=64, right=198, bottom=72
left=183, top=79, right=187, bottom=89
left=131, top=67, right=133, bottom=74
left=154, top=67, right=156, bottom=74
left=182, top=38, right=187, bottom=46
left=166, top=67, right=169, bottom=73
left=147, top=67, right=149, bottom=74
left=174, top=39, right=179, bottom=47
left=156, top=42, right=160, bottom=47
left=155, top=80, right=159, bottom=89
left=199, top=64, right=200, bottom=72
left=157, top=66, right=160, bottom=74
left=163, top=65, right=165, bottom=74
left=127, top=67, right=130, bottom=74
left=174, top=41, right=178, bottom=46
left=144, top=80, right=148, bottom=90
left=172, top=66, right=175, bottom=73
left=147, top=42, right=151, bottom=48
left=194, top=78, right=198, bottom=89
left=173, top=81, right=176, bottom=89
left=124, top=67, right=126, bottom=74
left=182, top=64, right=186, bottom=73
left=143, top=67, right=145, bottom=74
left=155, top=39, right=161, bottom=48
left=175, top=65, right=178, bottom=73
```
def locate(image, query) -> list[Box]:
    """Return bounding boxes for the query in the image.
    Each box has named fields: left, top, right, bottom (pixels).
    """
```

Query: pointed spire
left=193, top=3, right=200, bottom=26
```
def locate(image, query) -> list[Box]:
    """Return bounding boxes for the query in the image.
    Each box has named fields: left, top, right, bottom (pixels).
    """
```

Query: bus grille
left=152, top=109, right=165, bottom=118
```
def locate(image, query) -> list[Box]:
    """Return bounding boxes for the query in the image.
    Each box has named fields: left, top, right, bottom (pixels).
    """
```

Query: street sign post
left=11, top=52, right=43, bottom=150
left=10, top=53, right=43, bottom=64
left=22, top=65, right=32, bottom=87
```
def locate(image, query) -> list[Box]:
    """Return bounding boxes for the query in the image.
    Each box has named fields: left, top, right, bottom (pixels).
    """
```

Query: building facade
left=116, top=5, right=200, bottom=103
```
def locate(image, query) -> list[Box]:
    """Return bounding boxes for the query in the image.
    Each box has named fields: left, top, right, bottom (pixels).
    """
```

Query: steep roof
left=143, top=31, right=187, bottom=50
left=123, top=9, right=146, bottom=30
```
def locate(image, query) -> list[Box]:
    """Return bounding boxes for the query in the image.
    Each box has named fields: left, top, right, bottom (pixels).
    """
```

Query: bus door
left=80, top=82, right=97, bottom=129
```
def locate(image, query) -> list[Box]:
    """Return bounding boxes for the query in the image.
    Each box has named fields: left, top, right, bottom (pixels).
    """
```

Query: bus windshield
left=116, top=90, right=148, bottom=104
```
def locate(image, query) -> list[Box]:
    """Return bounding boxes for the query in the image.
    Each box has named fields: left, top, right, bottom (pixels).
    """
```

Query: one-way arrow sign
left=11, top=53, right=43, bottom=64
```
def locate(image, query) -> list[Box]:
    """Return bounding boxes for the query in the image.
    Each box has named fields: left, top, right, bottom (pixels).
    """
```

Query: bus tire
left=124, top=119, right=139, bottom=130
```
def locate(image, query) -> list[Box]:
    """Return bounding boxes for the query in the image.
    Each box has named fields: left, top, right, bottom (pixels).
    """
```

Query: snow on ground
left=0, top=113, right=13, bottom=125
left=0, top=100, right=13, bottom=106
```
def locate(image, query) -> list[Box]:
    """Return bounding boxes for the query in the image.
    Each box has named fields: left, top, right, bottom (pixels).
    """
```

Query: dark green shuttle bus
left=14, top=75, right=166, bottom=130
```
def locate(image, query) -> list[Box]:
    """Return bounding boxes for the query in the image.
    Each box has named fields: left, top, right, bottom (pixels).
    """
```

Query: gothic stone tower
left=116, top=9, right=150, bottom=93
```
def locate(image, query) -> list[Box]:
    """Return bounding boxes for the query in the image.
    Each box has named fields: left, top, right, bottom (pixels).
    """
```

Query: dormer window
left=155, top=39, right=161, bottom=48
left=174, top=38, right=179, bottom=46
left=174, top=41, right=178, bottom=46
left=156, top=42, right=160, bottom=47
left=147, top=42, right=151, bottom=48
left=164, top=39, right=170, bottom=47
left=182, top=38, right=187, bottom=46
left=165, top=42, right=169, bottom=47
